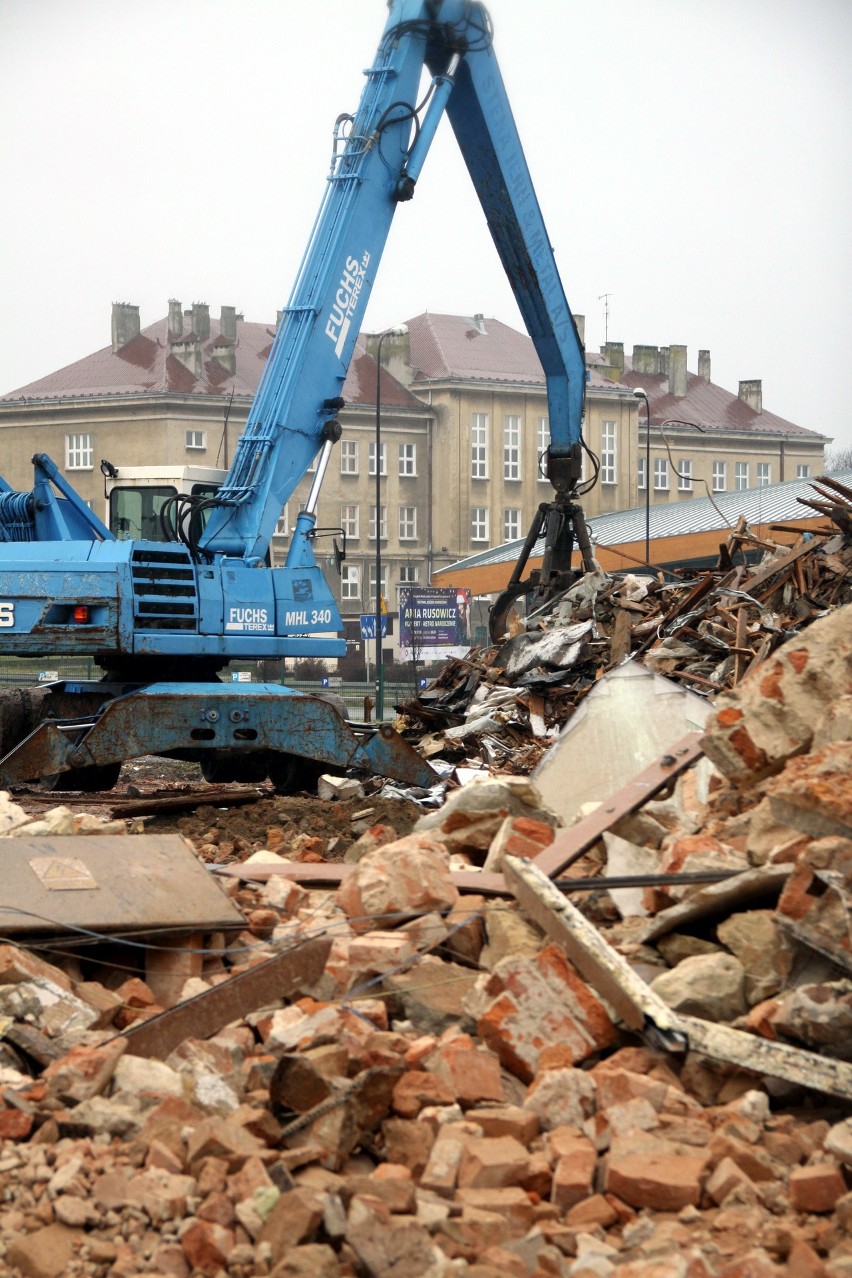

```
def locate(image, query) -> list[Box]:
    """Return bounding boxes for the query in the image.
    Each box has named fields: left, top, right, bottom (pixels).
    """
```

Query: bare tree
left=825, top=446, right=852, bottom=474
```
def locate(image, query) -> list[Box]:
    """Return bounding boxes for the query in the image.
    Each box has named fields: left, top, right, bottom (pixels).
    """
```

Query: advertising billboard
left=399, top=587, right=471, bottom=658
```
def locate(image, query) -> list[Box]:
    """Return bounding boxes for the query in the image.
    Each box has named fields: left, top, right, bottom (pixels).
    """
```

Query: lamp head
left=633, top=387, right=648, bottom=400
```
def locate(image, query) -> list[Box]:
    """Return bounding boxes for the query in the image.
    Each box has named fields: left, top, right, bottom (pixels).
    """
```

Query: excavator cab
left=105, top=466, right=226, bottom=542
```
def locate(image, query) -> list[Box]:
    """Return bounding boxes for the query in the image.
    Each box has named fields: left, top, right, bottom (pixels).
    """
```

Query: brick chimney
left=214, top=345, right=236, bottom=374
left=632, top=345, right=659, bottom=376
left=658, top=347, right=669, bottom=376
left=739, top=379, right=762, bottom=413
left=602, top=341, right=624, bottom=376
left=111, top=302, right=140, bottom=352
left=191, top=302, right=210, bottom=340
left=574, top=314, right=585, bottom=346
left=219, top=305, right=237, bottom=342
left=168, top=299, right=183, bottom=339
left=669, top=345, right=687, bottom=398
left=171, top=338, right=202, bottom=379
left=698, top=349, right=711, bottom=380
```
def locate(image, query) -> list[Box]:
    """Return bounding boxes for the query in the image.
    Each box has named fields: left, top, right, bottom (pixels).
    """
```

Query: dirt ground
left=11, top=755, right=425, bottom=863
left=168, top=791, right=424, bottom=863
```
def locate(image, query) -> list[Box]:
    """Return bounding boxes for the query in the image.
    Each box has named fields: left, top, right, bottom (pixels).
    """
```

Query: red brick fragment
left=0, top=1107, right=33, bottom=1141
left=477, top=944, right=615, bottom=1081
left=392, top=1070, right=455, bottom=1118
left=789, top=1163, right=846, bottom=1214
left=605, top=1146, right=707, bottom=1211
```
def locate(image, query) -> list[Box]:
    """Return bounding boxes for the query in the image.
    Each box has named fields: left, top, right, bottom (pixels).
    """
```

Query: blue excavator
left=0, top=0, right=595, bottom=793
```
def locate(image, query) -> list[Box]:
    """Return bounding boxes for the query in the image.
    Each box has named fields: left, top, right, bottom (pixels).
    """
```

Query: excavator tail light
left=73, top=605, right=90, bottom=624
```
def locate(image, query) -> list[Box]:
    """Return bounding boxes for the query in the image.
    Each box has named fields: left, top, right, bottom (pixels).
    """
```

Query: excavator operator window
left=109, top=486, right=176, bottom=541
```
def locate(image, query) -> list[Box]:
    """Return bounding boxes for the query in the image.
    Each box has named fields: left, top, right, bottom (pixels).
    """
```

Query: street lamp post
left=373, top=325, right=408, bottom=721
left=633, top=387, right=651, bottom=564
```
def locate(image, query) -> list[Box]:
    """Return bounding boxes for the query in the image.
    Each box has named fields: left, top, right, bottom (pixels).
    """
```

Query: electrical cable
left=657, top=419, right=733, bottom=532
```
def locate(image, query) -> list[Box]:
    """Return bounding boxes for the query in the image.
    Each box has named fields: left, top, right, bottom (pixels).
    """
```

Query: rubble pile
left=400, top=481, right=852, bottom=769
left=0, top=490, right=848, bottom=1275
left=0, top=608, right=848, bottom=1275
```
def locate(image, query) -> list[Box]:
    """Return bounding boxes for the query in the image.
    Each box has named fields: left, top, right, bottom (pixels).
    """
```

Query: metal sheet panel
left=0, top=835, right=243, bottom=935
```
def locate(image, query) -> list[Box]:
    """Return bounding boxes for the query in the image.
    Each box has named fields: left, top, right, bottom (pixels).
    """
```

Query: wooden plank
left=114, top=936, right=332, bottom=1059
left=211, top=858, right=516, bottom=898
left=504, top=855, right=852, bottom=1102
left=733, top=607, right=748, bottom=685
left=109, top=786, right=268, bottom=818
left=532, top=731, right=705, bottom=879
left=609, top=607, right=634, bottom=666
left=741, top=537, right=819, bottom=594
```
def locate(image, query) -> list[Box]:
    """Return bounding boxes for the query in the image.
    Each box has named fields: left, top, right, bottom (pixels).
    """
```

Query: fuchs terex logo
left=325, top=251, right=370, bottom=358
left=0, top=602, right=14, bottom=627
left=225, top=607, right=274, bottom=633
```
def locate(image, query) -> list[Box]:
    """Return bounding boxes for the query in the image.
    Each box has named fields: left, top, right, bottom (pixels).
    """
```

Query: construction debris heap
left=0, top=478, right=849, bottom=1277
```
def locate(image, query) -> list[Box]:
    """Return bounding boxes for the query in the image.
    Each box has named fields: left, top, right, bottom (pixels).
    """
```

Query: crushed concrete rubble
left=0, top=495, right=849, bottom=1276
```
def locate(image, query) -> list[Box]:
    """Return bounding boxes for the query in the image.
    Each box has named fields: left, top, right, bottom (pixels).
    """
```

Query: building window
left=677, top=458, right=693, bottom=492
left=503, top=508, right=521, bottom=541
left=65, top=433, right=93, bottom=470
left=601, top=421, right=617, bottom=485
left=185, top=430, right=206, bottom=451
left=735, top=462, right=749, bottom=491
left=369, top=506, right=387, bottom=540
left=340, top=440, right=358, bottom=475
left=654, top=458, right=669, bottom=491
left=397, top=562, right=419, bottom=603
left=756, top=462, right=771, bottom=486
left=399, top=507, right=417, bottom=540
left=537, top=417, right=550, bottom=481
left=341, top=565, right=360, bottom=600
left=340, top=504, right=359, bottom=539
left=274, top=506, right=289, bottom=538
left=712, top=460, right=727, bottom=492
left=398, top=443, right=417, bottom=476
left=796, top=464, right=811, bottom=479
left=471, top=413, right=489, bottom=479
left=637, top=456, right=647, bottom=491
left=471, top=507, right=489, bottom=543
left=306, top=451, right=318, bottom=473
left=503, top=415, right=521, bottom=480
left=368, top=564, right=388, bottom=601
left=368, top=441, right=387, bottom=476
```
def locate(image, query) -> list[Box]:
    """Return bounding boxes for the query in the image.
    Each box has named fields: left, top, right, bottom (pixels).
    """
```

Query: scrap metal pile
left=399, top=474, right=852, bottom=772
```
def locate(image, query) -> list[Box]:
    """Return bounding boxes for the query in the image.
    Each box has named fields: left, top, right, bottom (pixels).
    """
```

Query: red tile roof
left=0, top=317, right=422, bottom=411
left=403, top=313, right=823, bottom=440
left=404, top=312, right=620, bottom=391
left=620, top=366, right=820, bottom=439
left=3, top=307, right=823, bottom=443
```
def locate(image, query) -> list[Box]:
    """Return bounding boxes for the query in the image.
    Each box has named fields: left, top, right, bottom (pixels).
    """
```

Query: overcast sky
left=2, top=0, right=850, bottom=451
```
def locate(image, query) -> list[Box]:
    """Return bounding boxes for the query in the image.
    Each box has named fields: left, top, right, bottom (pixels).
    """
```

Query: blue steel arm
left=200, top=1, right=439, bottom=559
left=200, top=0, right=587, bottom=560
left=430, top=41, right=586, bottom=469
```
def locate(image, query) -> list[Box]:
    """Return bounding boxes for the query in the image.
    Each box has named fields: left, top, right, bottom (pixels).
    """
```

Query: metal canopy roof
left=436, top=470, right=852, bottom=578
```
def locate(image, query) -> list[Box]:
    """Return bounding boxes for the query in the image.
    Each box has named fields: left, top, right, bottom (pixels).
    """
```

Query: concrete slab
left=0, top=834, right=243, bottom=936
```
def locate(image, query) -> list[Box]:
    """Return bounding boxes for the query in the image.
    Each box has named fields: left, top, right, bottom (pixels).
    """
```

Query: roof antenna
left=598, top=293, right=612, bottom=344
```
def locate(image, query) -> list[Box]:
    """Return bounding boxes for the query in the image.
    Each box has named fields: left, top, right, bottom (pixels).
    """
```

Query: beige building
left=0, top=301, right=828, bottom=669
